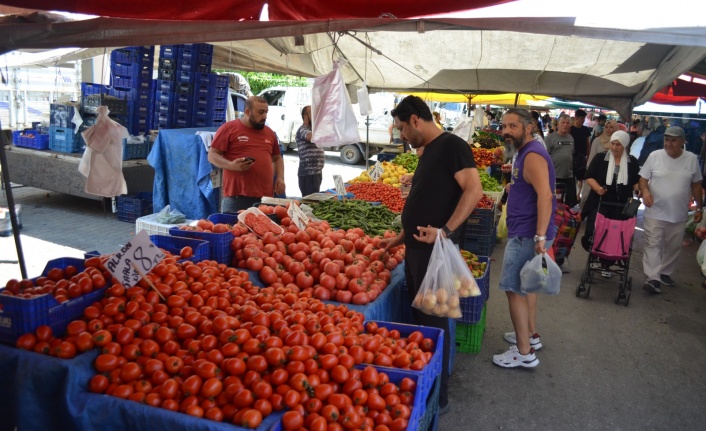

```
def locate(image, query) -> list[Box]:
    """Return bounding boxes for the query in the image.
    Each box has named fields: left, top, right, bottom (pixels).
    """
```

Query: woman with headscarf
left=580, top=120, right=618, bottom=205
left=580, top=131, right=641, bottom=266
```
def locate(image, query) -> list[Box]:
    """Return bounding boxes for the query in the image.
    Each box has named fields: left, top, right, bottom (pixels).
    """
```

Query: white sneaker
left=493, top=345, right=539, bottom=368
left=503, top=332, right=543, bottom=350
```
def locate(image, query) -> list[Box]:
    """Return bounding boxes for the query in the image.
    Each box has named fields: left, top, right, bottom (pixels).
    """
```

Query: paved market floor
left=2, top=184, right=706, bottom=431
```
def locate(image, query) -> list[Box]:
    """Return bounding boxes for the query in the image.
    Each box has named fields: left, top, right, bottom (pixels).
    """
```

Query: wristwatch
left=442, top=225, right=453, bottom=237
left=534, top=235, right=546, bottom=242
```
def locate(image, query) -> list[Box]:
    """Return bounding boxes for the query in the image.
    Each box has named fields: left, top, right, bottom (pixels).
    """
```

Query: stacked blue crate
left=109, top=46, right=155, bottom=136
left=190, top=73, right=227, bottom=128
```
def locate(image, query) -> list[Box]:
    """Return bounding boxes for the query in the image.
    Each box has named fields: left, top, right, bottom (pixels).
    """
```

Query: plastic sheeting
left=148, top=128, right=219, bottom=220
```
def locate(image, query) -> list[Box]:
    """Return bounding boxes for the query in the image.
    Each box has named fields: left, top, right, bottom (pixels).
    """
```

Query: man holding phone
left=209, top=96, right=286, bottom=212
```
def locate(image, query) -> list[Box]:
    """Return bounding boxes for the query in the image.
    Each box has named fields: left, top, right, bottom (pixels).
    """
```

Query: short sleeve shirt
left=544, top=132, right=574, bottom=178
left=210, top=119, right=280, bottom=198
left=639, top=149, right=702, bottom=223
left=296, top=125, right=325, bottom=176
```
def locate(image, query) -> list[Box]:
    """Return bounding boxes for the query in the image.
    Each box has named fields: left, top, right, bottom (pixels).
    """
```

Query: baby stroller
left=576, top=200, right=638, bottom=306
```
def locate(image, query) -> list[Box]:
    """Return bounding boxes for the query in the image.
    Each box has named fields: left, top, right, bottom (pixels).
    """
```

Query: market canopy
left=403, top=92, right=549, bottom=107
left=1, top=11, right=705, bottom=119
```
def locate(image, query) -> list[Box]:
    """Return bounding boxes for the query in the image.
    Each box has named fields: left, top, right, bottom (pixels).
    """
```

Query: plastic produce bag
left=154, top=205, right=186, bottom=224
left=311, top=60, right=361, bottom=148
left=520, top=253, right=562, bottom=295
left=412, top=231, right=479, bottom=318
left=497, top=204, right=508, bottom=239
left=357, top=83, right=373, bottom=116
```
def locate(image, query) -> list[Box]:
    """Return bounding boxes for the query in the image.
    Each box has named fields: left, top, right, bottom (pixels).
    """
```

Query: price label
left=369, top=162, right=384, bottom=182
left=287, top=203, right=310, bottom=231
left=105, top=230, right=166, bottom=288
left=333, top=175, right=346, bottom=197
left=472, top=142, right=481, bottom=148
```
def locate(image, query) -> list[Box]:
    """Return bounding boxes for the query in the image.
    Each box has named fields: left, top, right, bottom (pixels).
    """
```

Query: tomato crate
left=135, top=213, right=190, bottom=236
left=49, top=126, right=81, bottom=153
left=455, top=304, right=487, bottom=354
left=207, top=213, right=240, bottom=226
left=149, top=235, right=209, bottom=263
left=15, top=131, right=49, bottom=150
left=169, top=226, right=233, bottom=265
left=362, top=321, right=442, bottom=409
left=0, top=257, right=108, bottom=345
left=457, top=256, right=490, bottom=324
left=116, top=192, right=153, bottom=223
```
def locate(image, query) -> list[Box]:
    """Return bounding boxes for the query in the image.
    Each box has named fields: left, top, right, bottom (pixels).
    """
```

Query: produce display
left=461, top=250, right=488, bottom=278
left=472, top=130, right=503, bottom=149
left=311, top=199, right=400, bottom=236
left=345, top=183, right=406, bottom=213
left=471, top=148, right=497, bottom=169
left=1, top=257, right=107, bottom=302
left=475, top=195, right=496, bottom=210
left=13, top=244, right=434, bottom=430
left=177, top=219, right=250, bottom=237
left=478, top=171, right=503, bottom=192
left=391, top=153, right=419, bottom=173
left=348, top=162, right=408, bottom=186
left=239, top=209, right=284, bottom=237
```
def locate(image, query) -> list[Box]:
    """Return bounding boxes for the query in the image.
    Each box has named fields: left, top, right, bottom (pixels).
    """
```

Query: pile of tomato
left=345, top=183, right=406, bottom=213
left=14, top=252, right=435, bottom=431
left=233, top=218, right=405, bottom=306
left=1, top=256, right=108, bottom=302
left=474, top=195, right=496, bottom=210
left=178, top=219, right=250, bottom=237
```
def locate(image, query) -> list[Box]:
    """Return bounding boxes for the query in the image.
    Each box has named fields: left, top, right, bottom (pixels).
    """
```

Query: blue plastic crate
left=212, top=74, right=228, bottom=88
left=122, top=138, right=149, bottom=160
left=174, top=117, right=192, bottom=129
left=457, top=256, right=490, bottom=324
left=158, top=58, right=177, bottom=71
left=212, top=119, right=226, bottom=128
left=153, top=113, right=172, bottom=129
left=463, top=225, right=496, bottom=257
left=116, top=192, right=153, bottom=223
left=111, top=46, right=154, bottom=64
left=155, top=90, right=176, bottom=107
left=179, top=43, right=214, bottom=57
left=153, top=79, right=175, bottom=93
left=175, top=82, right=193, bottom=95
left=159, top=45, right=180, bottom=59
left=213, top=86, right=228, bottom=99
left=82, top=93, right=130, bottom=116
left=169, top=226, right=233, bottom=265
left=112, top=75, right=152, bottom=91
left=191, top=118, right=211, bottom=128
left=15, top=131, right=49, bottom=150
left=0, top=257, right=107, bottom=345
left=192, top=72, right=212, bottom=88
left=212, top=97, right=227, bottom=110
left=176, top=70, right=196, bottom=84
left=364, top=321, right=443, bottom=409
left=176, top=58, right=211, bottom=74
left=212, top=109, right=226, bottom=121
left=49, top=126, right=81, bottom=153
left=50, top=104, right=76, bottom=128
left=149, top=235, right=209, bottom=263
left=157, top=68, right=175, bottom=81
left=81, top=82, right=106, bottom=96
left=206, top=213, right=240, bottom=226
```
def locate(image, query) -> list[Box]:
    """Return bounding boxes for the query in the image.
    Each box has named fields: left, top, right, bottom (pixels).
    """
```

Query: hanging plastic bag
left=497, top=204, right=508, bottom=239
left=452, top=116, right=474, bottom=143
left=311, top=60, right=360, bottom=148
left=443, top=240, right=481, bottom=298
left=357, top=82, right=373, bottom=117
left=412, top=231, right=476, bottom=318
left=520, top=253, right=562, bottom=295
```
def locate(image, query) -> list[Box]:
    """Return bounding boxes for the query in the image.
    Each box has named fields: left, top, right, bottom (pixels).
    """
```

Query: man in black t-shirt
left=570, top=109, right=593, bottom=193
left=380, top=96, right=483, bottom=415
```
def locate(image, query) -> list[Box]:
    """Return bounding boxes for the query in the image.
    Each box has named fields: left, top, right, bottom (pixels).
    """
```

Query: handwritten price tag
left=105, top=230, right=166, bottom=288
left=287, top=203, right=310, bottom=231
left=333, top=175, right=346, bottom=197
left=369, top=162, right=384, bottom=182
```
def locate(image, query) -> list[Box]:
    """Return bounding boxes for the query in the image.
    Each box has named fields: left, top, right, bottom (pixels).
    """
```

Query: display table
left=148, top=128, right=219, bottom=220
left=4, top=145, right=154, bottom=201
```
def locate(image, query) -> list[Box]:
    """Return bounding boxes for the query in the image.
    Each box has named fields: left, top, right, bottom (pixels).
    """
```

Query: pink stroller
left=576, top=201, right=638, bottom=306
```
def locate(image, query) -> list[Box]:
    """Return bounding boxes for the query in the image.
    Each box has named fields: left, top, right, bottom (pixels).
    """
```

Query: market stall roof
left=1, top=12, right=705, bottom=119
left=403, top=92, right=549, bottom=107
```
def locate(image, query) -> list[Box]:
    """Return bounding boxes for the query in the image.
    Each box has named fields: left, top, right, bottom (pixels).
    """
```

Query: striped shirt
left=296, top=125, right=325, bottom=176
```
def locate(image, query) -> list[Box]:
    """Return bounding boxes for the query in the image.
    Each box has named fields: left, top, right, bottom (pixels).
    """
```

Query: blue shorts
left=499, top=236, right=555, bottom=295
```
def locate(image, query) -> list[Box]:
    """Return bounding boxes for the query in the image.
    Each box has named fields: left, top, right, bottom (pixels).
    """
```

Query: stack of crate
left=192, top=73, right=228, bottom=128
left=46, top=104, right=75, bottom=152
left=75, top=83, right=130, bottom=152
left=153, top=44, right=215, bottom=130
left=109, top=46, right=155, bottom=136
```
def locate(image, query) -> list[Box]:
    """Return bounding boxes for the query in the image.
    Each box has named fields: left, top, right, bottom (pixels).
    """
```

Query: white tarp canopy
left=1, top=12, right=705, bottom=119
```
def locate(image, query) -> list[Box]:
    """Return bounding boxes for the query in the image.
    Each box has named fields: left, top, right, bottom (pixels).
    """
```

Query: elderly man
left=208, top=96, right=285, bottom=212
left=639, top=126, right=703, bottom=293
left=545, top=113, right=577, bottom=207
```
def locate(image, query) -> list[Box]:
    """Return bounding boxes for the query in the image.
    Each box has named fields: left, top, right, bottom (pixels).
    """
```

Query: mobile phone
left=244, top=157, right=255, bottom=162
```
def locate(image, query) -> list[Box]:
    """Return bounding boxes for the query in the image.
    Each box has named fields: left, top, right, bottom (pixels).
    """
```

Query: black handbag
left=622, top=198, right=641, bottom=218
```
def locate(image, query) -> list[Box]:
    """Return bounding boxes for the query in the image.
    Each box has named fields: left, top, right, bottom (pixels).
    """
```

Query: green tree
left=213, top=70, right=309, bottom=95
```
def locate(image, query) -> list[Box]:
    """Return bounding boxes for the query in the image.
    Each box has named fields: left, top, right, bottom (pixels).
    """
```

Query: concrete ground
left=2, top=157, right=706, bottom=430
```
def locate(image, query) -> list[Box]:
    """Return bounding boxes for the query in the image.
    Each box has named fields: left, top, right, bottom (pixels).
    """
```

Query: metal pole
left=514, top=93, right=520, bottom=108
left=0, top=125, right=28, bottom=279
left=365, top=115, right=370, bottom=170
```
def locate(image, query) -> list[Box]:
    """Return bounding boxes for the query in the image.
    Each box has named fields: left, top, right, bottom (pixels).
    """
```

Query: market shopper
left=639, top=126, right=703, bottom=293
left=571, top=109, right=593, bottom=194
left=380, top=95, right=483, bottom=414
left=580, top=120, right=619, bottom=206
left=592, top=114, right=607, bottom=140
left=208, top=96, right=285, bottom=212
left=295, top=105, right=325, bottom=196
left=495, top=108, right=556, bottom=368
left=545, top=113, right=577, bottom=207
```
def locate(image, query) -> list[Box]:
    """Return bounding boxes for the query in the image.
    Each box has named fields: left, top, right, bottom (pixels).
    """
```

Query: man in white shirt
left=639, top=127, right=703, bottom=293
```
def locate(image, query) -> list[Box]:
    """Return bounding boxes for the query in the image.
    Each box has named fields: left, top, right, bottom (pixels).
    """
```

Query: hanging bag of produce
left=412, top=230, right=468, bottom=318
left=441, top=238, right=482, bottom=298
left=519, top=253, right=562, bottom=295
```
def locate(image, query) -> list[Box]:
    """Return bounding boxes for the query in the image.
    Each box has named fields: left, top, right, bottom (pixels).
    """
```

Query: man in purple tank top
left=493, top=109, right=557, bottom=369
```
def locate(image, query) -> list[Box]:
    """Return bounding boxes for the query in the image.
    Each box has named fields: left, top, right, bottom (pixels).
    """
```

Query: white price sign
left=105, top=230, right=166, bottom=288
left=369, top=162, right=384, bottom=182
left=287, top=203, right=310, bottom=231
left=333, top=175, right=346, bottom=197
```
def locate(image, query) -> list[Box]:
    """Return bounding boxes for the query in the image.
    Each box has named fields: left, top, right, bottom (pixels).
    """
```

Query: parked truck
left=256, top=86, right=402, bottom=164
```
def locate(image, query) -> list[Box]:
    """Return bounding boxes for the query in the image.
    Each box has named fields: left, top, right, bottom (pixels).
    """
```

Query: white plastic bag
left=452, top=116, right=474, bottom=142
left=311, top=60, right=360, bottom=148
left=443, top=240, right=481, bottom=298
left=412, top=231, right=470, bottom=318
left=357, top=83, right=373, bottom=117
left=520, top=253, right=562, bottom=295
left=697, top=240, right=706, bottom=277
